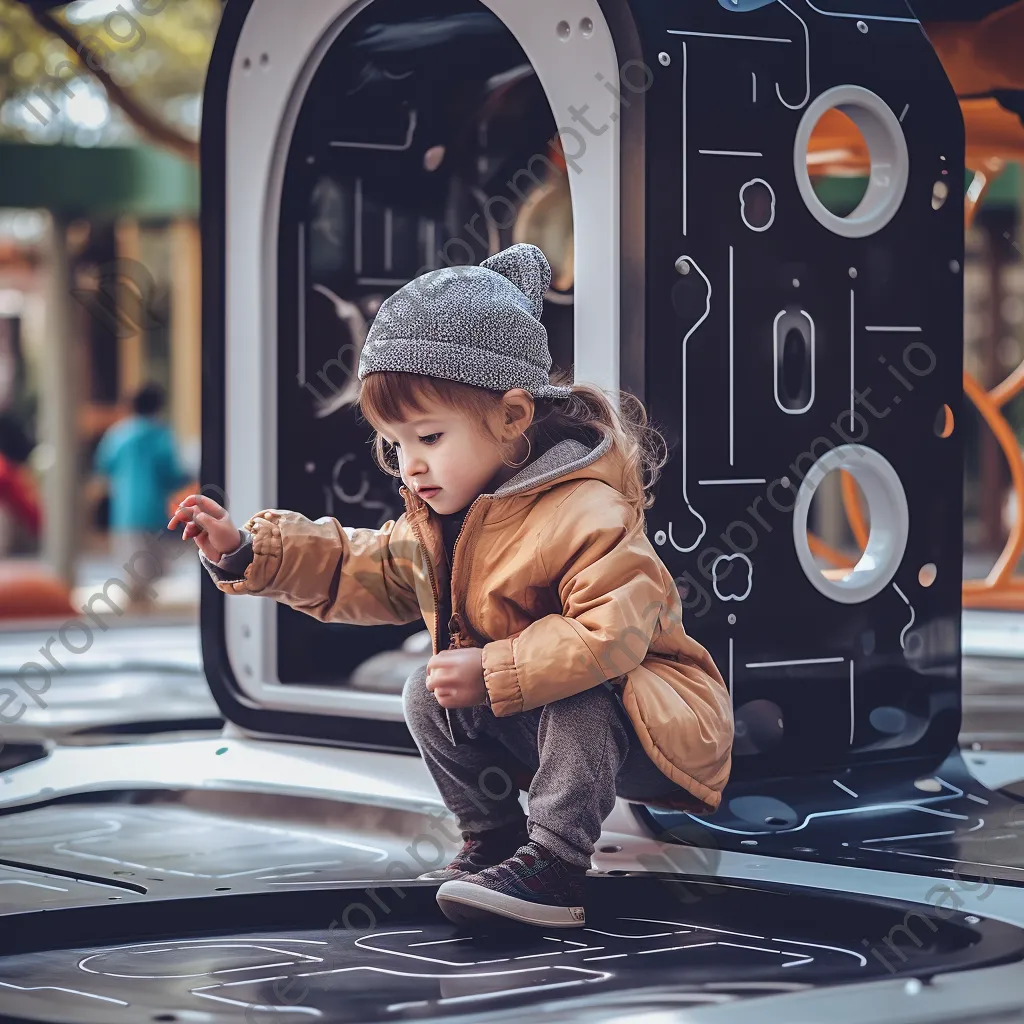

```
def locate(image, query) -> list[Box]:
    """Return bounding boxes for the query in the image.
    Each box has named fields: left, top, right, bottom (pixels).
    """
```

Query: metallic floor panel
left=0, top=801, right=429, bottom=914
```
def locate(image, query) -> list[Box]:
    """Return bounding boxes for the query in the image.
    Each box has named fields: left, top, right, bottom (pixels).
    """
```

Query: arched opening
left=275, top=0, right=575, bottom=684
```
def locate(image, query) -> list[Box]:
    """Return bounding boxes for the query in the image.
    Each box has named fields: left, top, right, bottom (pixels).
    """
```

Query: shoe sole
left=416, top=869, right=471, bottom=882
left=435, top=880, right=585, bottom=928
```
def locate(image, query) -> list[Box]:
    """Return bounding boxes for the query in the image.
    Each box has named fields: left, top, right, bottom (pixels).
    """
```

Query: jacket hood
left=400, top=427, right=624, bottom=513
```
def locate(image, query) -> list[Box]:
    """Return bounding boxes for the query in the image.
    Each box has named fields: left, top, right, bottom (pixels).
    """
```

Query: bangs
left=358, top=371, right=501, bottom=430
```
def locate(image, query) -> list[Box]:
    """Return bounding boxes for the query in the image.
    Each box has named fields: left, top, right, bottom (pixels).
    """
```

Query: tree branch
left=29, top=7, right=199, bottom=163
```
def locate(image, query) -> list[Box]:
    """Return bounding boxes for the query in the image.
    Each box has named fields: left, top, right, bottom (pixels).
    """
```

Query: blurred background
left=0, top=0, right=1021, bottom=745
left=0, top=0, right=215, bottom=623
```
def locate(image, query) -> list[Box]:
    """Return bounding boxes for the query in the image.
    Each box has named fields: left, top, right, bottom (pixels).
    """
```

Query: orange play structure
left=806, top=1, right=1024, bottom=609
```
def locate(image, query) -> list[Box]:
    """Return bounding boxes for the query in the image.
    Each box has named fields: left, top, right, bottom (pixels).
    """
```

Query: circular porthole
left=794, top=85, right=909, bottom=238
left=792, top=444, right=909, bottom=604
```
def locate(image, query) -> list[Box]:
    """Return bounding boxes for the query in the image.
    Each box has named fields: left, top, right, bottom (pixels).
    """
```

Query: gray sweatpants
left=402, top=665, right=683, bottom=868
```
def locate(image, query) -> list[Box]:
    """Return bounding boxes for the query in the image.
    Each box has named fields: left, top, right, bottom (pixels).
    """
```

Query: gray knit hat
left=357, top=243, right=573, bottom=400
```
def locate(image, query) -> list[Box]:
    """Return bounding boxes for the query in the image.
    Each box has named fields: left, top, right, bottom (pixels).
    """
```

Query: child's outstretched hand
left=425, top=649, right=487, bottom=708
left=167, top=494, right=243, bottom=563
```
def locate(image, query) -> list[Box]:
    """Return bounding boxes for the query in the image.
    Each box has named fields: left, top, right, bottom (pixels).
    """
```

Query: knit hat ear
left=481, top=243, right=552, bottom=320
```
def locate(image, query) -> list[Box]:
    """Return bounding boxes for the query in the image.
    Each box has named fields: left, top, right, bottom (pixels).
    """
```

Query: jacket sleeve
left=480, top=484, right=667, bottom=716
left=199, top=508, right=424, bottom=627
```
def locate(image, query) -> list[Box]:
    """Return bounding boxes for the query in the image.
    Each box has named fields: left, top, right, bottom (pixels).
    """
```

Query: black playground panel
left=2, top=876, right=1022, bottom=1022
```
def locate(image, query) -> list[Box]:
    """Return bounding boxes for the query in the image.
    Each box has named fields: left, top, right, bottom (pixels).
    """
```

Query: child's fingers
left=175, top=494, right=227, bottom=520
left=168, top=504, right=202, bottom=529
left=192, top=494, right=227, bottom=518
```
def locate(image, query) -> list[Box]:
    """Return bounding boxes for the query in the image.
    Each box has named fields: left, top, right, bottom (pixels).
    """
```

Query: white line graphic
left=667, top=29, right=792, bottom=43
left=330, top=109, right=418, bottom=150
left=745, top=657, right=845, bottom=668
left=730, top=245, right=735, bottom=464
left=699, top=478, right=768, bottom=485
left=775, top=1, right=811, bottom=110
left=893, top=582, right=916, bottom=652
left=667, top=255, right=711, bottom=553
left=802, top=0, right=916, bottom=24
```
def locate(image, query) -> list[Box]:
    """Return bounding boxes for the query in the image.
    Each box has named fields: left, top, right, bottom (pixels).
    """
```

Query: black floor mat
left=0, top=874, right=1020, bottom=1022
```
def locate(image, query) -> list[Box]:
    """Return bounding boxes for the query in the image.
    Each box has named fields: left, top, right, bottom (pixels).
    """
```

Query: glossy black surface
left=0, top=800, right=416, bottom=914
left=1, top=875, right=1020, bottom=1022
left=648, top=748, right=1024, bottom=884
left=636, top=0, right=965, bottom=773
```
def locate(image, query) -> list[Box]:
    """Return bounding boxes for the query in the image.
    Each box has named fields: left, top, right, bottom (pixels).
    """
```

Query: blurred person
left=0, top=415, right=42, bottom=556
left=94, top=383, right=189, bottom=609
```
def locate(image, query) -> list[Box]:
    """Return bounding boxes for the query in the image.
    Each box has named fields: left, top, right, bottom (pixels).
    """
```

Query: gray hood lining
left=491, top=430, right=615, bottom=497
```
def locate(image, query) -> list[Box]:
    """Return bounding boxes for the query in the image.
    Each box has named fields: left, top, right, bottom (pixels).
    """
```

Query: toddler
left=170, top=243, right=733, bottom=929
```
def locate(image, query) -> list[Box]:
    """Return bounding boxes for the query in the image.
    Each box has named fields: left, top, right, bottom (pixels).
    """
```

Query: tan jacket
left=204, top=431, right=733, bottom=813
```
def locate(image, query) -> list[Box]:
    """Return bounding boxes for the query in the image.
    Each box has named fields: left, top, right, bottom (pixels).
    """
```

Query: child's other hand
left=425, top=649, right=487, bottom=708
left=167, top=494, right=242, bottom=563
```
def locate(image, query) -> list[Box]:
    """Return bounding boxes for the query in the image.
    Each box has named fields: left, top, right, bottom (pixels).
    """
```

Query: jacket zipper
left=447, top=495, right=487, bottom=649
left=403, top=490, right=490, bottom=651
left=409, top=514, right=441, bottom=656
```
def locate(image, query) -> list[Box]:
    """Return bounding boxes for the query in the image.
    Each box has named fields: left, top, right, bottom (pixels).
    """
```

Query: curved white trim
left=223, top=0, right=622, bottom=718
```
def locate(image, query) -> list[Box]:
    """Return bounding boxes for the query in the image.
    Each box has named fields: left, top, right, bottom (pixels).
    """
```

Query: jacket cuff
left=198, top=528, right=253, bottom=584
left=481, top=637, right=523, bottom=716
left=218, top=528, right=254, bottom=572
left=198, top=516, right=283, bottom=595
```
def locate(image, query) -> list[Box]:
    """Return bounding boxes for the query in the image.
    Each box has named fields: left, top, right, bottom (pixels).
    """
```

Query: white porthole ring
left=793, top=85, right=909, bottom=238
left=792, top=444, right=909, bottom=604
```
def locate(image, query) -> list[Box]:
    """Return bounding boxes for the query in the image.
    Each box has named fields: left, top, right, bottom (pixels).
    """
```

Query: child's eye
left=420, top=433, right=442, bottom=445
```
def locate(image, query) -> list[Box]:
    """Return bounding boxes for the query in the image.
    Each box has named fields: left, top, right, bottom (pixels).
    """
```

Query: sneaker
left=417, top=819, right=529, bottom=882
left=435, top=840, right=587, bottom=928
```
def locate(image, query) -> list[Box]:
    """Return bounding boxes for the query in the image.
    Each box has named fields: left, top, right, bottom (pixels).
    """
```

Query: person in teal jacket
left=94, top=383, right=190, bottom=607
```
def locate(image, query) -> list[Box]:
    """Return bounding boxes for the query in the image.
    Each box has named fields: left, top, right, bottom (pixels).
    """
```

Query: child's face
left=379, top=396, right=511, bottom=515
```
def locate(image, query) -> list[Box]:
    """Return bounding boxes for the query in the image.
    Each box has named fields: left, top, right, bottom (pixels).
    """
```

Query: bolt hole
left=579, top=17, right=593, bottom=36
left=598, top=844, right=621, bottom=853
left=931, top=180, right=949, bottom=210
left=556, top=20, right=571, bottom=40
left=241, top=57, right=251, bottom=70
left=259, top=52, right=269, bottom=66
left=934, top=404, right=954, bottom=438
left=918, top=563, right=937, bottom=588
